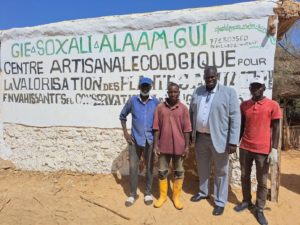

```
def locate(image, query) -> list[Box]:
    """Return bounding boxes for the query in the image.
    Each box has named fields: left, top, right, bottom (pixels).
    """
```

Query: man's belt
left=196, top=131, right=210, bottom=136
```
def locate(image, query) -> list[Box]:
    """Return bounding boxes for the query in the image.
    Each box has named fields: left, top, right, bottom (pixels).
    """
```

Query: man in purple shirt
left=120, top=77, right=159, bottom=207
left=153, top=82, right=192, bottom=210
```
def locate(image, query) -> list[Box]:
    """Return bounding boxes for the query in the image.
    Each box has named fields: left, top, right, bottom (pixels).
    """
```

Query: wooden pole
left=270, top=108, right=283, bottom=202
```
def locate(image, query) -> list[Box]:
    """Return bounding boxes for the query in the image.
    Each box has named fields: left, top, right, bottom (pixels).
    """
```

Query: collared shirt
left=153, top=100, right=192, bottom=155
left=240, top=97, right=282, bottom=154
left=196, top=83, right=218, bottom=134
left=120, top=95, right=159, bottom=147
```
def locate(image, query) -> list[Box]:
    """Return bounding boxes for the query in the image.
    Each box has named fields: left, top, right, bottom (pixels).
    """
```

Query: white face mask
left=140, top=90, right=150, bottom=97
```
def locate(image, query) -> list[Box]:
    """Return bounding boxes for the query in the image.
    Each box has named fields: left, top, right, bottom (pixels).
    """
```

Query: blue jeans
left=128, top=142, right=154, bottom=197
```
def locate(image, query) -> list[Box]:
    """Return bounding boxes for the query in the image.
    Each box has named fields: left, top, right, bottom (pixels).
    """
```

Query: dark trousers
left=158, top=154, right=184, bottom=180
left=128, top=142, right=154, bottom=197
left=239, top=148, right=270, bottom=209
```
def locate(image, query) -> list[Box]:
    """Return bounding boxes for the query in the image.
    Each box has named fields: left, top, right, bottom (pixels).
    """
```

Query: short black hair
left=204, top=65, right=218, bottom=75
left=167, top=82, right=180, bottom=90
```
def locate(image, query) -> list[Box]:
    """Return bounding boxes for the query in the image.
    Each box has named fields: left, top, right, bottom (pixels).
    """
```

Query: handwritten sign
left=0, top=17, right=277, bottom=127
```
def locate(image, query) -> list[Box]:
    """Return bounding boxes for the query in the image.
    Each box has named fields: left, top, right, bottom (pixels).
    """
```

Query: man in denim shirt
left=120, top=77, right=159, bottom=207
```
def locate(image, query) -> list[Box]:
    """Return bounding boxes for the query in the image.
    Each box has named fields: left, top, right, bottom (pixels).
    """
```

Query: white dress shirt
left=196, top=83, right=218, bottom=134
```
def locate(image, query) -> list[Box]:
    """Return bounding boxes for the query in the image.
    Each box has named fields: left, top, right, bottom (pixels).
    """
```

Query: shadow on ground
left=280, top=173, right=300, bottom=195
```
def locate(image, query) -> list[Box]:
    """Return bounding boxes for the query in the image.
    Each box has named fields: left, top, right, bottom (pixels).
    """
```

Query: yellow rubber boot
left=154, top=179, right=168, bottom=208
left=172, top=179, right=184, bottom=210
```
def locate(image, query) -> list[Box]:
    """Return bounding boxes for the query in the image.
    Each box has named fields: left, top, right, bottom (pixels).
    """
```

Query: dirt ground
left=0, top=150, right=299, bottom=225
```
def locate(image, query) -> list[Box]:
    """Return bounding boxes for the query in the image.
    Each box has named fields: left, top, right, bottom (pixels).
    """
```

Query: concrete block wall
left=1, top=123, right=257, bottom=188
left=3, top=123, right=129, bottom=174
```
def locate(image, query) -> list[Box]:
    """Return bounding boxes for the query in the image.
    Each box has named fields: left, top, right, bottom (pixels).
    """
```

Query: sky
left=280, top=20, right=300, bottom=56
left=0, top=0, right=252, bottom=30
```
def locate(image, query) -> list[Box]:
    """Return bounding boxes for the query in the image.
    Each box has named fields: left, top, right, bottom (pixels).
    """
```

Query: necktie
left=206, top=91, right=212, bottom=103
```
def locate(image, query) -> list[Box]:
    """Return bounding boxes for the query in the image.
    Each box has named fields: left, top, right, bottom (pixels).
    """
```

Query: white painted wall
left=0, top=1, right=277, bottom=187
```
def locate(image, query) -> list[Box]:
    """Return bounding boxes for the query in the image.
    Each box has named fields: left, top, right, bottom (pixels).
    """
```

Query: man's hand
left=189, top=135, right=193, bottom=146
left=267, top=148, right=278, bottom=165
left=182, top=147, right=189, bottom=159
left=153, top=145, right=160, bottom=157
left=227, top=144, right=237, bottom=154
left=124, top=132, right=135, bottom=145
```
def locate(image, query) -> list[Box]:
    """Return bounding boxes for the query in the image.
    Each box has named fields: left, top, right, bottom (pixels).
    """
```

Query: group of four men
left=119, top=66, right=281, bottom=225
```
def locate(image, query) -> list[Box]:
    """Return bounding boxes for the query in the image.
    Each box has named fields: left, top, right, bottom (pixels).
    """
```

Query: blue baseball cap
left=139, top=77, right=153, bottom=85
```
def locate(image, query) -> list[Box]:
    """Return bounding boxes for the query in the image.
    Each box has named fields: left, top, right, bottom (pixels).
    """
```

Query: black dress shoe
left=234, top=201, right=254, bottom=212
left=190, top=193, right=209, bottom=202
left=255, top=208, right=268, bottom=225
left=212, top=206, right=224, bottom=216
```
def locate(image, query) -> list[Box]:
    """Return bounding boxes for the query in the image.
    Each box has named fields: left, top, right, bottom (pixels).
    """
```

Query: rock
left=0, top=159, right=16, bottom=170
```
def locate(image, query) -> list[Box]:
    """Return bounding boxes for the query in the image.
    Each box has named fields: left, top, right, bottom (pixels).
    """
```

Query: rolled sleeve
left=119, top=98, right=132, bottom=121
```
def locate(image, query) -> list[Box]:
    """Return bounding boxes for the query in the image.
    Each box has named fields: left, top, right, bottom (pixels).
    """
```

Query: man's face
left=204, top=70, right=218, bottom=90
left=167, top=85, right=180, bottom=103
left=139, top=83, right=151, bottom=95
left=249, top=83, right=265, bottom=98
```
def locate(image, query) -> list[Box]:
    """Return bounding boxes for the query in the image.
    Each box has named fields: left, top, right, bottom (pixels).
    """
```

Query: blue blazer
left=189, top=84, right=241, bottom=153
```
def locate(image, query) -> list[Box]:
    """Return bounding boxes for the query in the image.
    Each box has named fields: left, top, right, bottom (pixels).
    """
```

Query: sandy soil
left=0, top=150, right=299, bottom=225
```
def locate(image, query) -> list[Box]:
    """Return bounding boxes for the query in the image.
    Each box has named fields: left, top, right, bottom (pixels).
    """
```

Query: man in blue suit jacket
left=189, top=66, right=241, bottom=216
